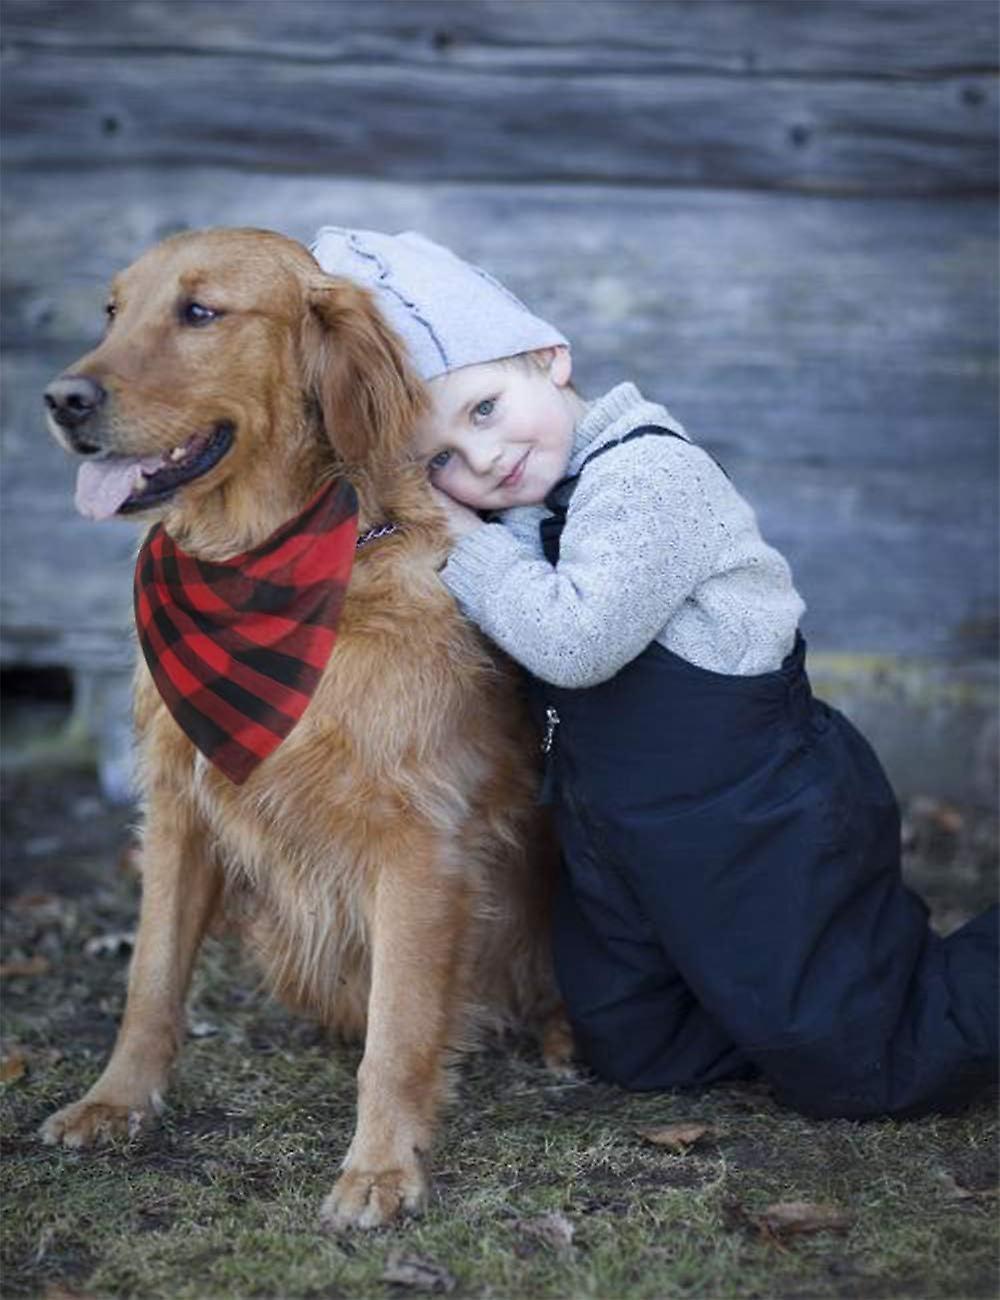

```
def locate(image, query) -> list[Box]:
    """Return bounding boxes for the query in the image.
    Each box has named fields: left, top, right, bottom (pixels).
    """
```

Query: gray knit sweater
left=440, top=383, right=805, bottom=687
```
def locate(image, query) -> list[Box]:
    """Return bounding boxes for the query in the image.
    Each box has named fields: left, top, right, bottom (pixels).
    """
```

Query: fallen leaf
left=84, top=931, right=135, bottom=958
left=0, top=955, right=51, bottom=978
left=0, top=1050, right=27, bottom=1083
left=638, top=1122, right=717, bottom=1152
left=910, top=795, right=964, bottom=835
left=935, top=1170, right=999, bottom=1202
left=382, top=1250, right=456, bottom=1292
left=514, top=1210, right=576, bottom=1251
left=754, top=1200, right=851, bottom=1236
left=932, top=804, right=964, bottom=834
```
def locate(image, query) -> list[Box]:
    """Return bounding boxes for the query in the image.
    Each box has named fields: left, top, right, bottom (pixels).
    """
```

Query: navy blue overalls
left=532, top=426, right=998, bottom=1119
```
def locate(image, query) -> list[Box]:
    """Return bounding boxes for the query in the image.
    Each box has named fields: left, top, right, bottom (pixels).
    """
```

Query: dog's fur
left=41, top=228, right=570, bottom=1229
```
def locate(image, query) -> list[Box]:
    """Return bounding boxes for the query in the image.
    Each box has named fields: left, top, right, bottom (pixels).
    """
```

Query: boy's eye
left=472, top=398, right=496, bottom=421
left=428, top=449, right=452, bottom=472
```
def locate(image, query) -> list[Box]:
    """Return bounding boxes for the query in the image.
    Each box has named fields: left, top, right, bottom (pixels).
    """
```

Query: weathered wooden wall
left=1, top=0, right=997, bottom=802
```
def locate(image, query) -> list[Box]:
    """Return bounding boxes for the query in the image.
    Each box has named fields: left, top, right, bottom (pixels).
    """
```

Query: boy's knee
left=753, top=1037, right=996, bottom=1121
left=737, top=1046, right=868, bottom=1119
left=570, top=1006, right=754, bottom=1092
left=771, top=1075, right=994, bottom=1122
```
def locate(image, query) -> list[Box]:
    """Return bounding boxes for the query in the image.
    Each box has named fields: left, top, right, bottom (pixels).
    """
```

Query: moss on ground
left=2, top=770, right=997, bottom=1300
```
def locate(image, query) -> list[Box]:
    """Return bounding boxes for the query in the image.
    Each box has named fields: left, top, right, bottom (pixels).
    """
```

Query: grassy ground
left=1, top=766, right=997, bottom=1300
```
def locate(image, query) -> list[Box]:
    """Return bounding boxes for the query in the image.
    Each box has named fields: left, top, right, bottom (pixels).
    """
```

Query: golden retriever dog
left=41, top=227, right=570, bottom=1230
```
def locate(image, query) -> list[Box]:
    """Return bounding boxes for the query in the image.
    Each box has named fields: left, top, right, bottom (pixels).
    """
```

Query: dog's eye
left=181, top=301, right=220, bottom=326
left=104, top=302, right=117, bottom=321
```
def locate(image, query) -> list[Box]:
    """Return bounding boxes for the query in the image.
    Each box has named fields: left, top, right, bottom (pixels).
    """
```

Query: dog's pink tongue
left=75, top=455, right=164, bottom=521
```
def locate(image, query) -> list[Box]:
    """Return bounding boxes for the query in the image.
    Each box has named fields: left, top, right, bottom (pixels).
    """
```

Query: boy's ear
left=548, top=346, right=573, bottom=387
left=301, top=276, right=427, bottom=469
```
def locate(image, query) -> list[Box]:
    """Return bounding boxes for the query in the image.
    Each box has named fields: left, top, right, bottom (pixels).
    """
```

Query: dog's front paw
left=319, top=1160, right=429, bottom=1232
left=40, top=1092, right=163, bottom=1148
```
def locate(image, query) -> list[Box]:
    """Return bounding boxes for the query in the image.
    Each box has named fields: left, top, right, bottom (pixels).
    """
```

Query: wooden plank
left=4, top=176, right=994, bottom=664
left=4, top=0, right=996, bottom=77
left=4, top=173, right=995, bottom=464
left=2, top=23, right=995, bottom=192
left=0, top=364, right=139, bottom=672
left=8, top=368, right=994, bottom=805
left=5, top=341, right=994, bottom=667
left=6, top=362, right=995, bottom=806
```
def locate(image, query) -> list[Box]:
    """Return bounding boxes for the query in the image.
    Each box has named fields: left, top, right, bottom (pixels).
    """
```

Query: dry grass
left=2, top=767, right=997, bottom=1300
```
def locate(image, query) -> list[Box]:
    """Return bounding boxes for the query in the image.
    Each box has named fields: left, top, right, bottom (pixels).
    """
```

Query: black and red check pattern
left=134, top=479, right=358, bottom=784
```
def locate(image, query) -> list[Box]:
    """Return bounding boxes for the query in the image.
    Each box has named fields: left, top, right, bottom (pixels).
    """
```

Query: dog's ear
left=302, top=277, right=426, bottom=469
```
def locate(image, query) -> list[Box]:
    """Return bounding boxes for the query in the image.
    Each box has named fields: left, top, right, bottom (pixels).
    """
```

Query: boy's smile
left=413, top=348, right=584, bottom=511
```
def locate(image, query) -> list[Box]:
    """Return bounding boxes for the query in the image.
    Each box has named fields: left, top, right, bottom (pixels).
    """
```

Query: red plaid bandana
left=134, top=479, right=358, bottom=784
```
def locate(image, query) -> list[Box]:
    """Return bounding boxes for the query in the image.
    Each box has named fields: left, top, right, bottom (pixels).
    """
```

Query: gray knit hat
left=309, top=226, right=569, bottom=382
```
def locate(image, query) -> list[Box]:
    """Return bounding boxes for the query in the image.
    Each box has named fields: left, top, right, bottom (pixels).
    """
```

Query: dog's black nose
left=44, top=374, right=107, bottom=445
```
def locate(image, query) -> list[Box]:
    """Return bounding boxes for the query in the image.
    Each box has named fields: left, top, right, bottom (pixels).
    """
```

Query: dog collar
left=356, top=521, right=400, bottom=549
left=134, top=478, right=358, bottom=784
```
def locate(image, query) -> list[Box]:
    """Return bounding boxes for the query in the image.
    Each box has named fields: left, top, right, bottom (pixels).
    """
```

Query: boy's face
left=412, top=348, right=580, bottom=511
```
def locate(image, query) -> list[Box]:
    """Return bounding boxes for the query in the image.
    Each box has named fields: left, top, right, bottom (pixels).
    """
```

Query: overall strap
left=540, top=425, right=700, bottom=565
left=575, top=423, right=691, bottom=477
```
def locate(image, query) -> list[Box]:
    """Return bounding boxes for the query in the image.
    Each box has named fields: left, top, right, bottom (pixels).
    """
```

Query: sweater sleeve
left=439, top=438, right=730, bottom=687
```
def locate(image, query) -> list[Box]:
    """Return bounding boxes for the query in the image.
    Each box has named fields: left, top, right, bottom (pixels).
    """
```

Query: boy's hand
left=430, top=487, right=485, bottom=539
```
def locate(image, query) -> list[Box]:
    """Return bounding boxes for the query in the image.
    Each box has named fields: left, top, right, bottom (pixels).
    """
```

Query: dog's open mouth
left=74, top=423, right=235, bottom=520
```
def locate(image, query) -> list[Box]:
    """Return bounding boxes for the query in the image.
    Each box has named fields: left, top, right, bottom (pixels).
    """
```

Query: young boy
left=311, top=226, right=998, bottom=1120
